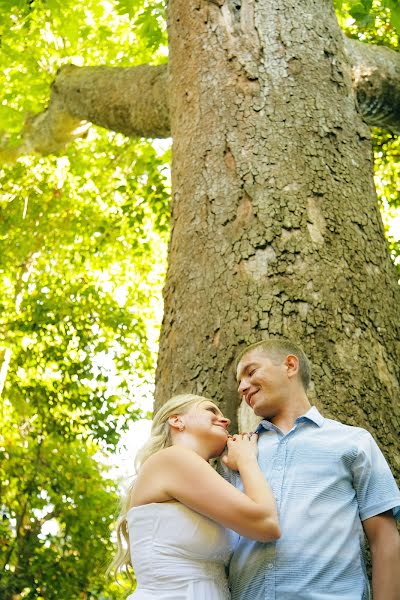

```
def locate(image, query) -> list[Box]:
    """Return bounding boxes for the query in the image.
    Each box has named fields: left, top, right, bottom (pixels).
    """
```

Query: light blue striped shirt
left=223, top=407, right=400, bottom=600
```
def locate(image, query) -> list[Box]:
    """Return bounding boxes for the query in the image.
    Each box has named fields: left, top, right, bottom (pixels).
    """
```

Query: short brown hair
left=236, top=338, right=311, bottom=390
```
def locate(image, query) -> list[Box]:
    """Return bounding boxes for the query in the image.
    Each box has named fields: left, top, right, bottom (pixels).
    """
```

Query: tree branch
left=0, top=62, right=170, bottom=162
left=344, top=37, right=400, bottom=134
left=2, top=37, right=399, bottom=161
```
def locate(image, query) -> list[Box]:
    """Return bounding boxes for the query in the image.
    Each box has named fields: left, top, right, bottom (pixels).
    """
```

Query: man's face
left=236, top=348, right=289, bottom=418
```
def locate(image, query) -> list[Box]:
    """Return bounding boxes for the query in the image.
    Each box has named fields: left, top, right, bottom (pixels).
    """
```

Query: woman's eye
left=249, top=369, right=256, bottom=376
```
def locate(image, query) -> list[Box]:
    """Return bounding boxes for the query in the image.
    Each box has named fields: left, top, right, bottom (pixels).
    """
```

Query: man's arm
left=363, top=511, right=400, bottom=600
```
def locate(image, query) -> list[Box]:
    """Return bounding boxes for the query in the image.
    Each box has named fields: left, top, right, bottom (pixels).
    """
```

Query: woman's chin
left=212, top=440, right=228, bottom=458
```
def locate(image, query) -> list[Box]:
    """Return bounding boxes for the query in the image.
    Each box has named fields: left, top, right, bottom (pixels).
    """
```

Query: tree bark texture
left=155, top=0, right=399, bottom=477
left=3, top=36, right=400, bottom=160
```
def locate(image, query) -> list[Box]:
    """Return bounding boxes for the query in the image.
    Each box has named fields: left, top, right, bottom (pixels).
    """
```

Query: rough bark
left=155, top=0, right=399, bottom=479
left=2, top=36, right=400, bottom=160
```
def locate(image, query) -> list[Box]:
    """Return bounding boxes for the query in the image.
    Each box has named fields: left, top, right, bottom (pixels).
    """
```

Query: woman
left=110, top=394, right=280, bottom=599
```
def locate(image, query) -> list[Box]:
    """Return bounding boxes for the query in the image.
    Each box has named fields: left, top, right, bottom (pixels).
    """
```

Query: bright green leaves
left=0, top=424, right=126, bottom=599
left=372, top=130, right=400, bottom=276
left=348, top=0, right=374, bottom=27
left=116, top=0, right=167, bottom=50
left=134, top=2, right=168, bottom=51
left=0, top=1, right=168, bottom=597
left=0, top=130, right=170, bottom=595
left=335, top=0, right=400, bottom=41
left=0, top=134, right=170, bottom=448
left=385, top=0, right=400, bottom=31
left=0, top=104, right=22, bottom=131
left=0, top=0, right=168, bottom=149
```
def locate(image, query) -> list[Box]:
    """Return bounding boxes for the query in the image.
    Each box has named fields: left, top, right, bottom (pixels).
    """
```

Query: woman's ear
left=168, top=415, right=184, bottom=431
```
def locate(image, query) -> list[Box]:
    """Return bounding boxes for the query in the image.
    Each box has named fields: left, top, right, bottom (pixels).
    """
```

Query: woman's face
left=183, top=401, right=231, bottom=456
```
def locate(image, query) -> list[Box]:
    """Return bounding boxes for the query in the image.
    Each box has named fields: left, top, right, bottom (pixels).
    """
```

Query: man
left=225, top=338, right=400, bottom=600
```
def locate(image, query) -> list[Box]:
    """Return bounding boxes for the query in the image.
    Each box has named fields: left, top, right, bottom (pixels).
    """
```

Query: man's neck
left=270, top=394, right=312, bottom=434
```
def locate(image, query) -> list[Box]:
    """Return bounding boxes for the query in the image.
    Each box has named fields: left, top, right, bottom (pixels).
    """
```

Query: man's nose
left=238, top=378, right=249, bottom=395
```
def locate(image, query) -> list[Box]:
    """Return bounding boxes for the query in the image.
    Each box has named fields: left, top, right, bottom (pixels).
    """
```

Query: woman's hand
left=222, top=433, right=258, bottom=471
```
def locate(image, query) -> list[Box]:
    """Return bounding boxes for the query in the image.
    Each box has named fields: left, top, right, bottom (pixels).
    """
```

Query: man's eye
left=249, top=369, right=256, bottom=376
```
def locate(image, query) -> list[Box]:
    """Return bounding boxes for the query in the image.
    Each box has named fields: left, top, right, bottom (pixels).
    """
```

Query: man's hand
left=222, top=433, right=259, bottom=471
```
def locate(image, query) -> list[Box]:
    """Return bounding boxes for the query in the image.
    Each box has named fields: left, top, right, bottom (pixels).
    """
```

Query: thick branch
left=344, top=37, right=400, bottom=134
left=1, top=63, right=170, bottom=161
left=49, top=63, right=170, bottom=139
left=2, top=37, right=400, bottom=160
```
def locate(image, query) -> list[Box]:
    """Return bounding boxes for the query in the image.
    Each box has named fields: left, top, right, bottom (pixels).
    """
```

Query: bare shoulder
left=134, top=446, right=209, bottom=496
left=144, top=445, right=205, bottom=470
left=130, top=446, right=205, bottom=507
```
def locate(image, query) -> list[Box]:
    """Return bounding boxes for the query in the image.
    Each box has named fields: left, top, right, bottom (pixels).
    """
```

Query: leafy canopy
left=0, top=0, right=399, bottom=598
left=1, top=1, right=169, bottom=598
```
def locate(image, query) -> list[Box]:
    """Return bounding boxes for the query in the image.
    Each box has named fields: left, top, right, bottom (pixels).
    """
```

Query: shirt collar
left=255, top=405, right=324, bottom=433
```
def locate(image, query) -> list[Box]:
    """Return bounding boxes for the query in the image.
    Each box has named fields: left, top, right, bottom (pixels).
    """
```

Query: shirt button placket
left=264, top=437, right=286, bottom=600
left=264, top=558, right=275, bottom=600
left=272, top=438, right=286, bottom=508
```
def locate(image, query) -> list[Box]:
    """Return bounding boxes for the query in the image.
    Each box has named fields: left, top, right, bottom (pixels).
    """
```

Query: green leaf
left=389, top=6, right=400, bottom=33
left=0, top=104, right=22, bottom=129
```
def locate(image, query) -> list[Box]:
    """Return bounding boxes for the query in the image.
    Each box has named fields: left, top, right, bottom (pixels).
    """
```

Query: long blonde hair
left=108, top=393, right=212, bottom=583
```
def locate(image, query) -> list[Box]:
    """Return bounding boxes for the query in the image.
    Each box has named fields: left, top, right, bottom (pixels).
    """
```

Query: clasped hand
left=221, top=433, right=259, bottom=471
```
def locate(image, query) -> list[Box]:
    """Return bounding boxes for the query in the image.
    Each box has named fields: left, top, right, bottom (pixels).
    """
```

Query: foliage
left=372, top=131, right=400, bottom=273
left=335, top=0, right=400, bottom=36
left=335, top=0, right=400, bottom=275
left=0, top=430, right=124, bottom=599
left=0, top=1, right=169, bottom=598
left=0, top=0, right=168, bottom=146
left=0, top=133, right=170, bottom=598
left=0, top=0, right=399, bottom=598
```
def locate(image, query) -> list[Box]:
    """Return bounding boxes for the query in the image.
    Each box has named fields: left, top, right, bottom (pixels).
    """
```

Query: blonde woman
left=110, top=394, right=280, bottom=599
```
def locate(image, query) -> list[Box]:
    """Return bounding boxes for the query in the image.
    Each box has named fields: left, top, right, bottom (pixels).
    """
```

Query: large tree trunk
left=155, top=0, right=399, bottom=475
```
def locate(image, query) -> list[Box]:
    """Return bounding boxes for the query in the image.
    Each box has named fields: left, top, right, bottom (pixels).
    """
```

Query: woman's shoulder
left=141, top=445, right=204, bottom=472
left=152, top=445, right=201, bottom=462
left=131, top=447, right=199, bottom=506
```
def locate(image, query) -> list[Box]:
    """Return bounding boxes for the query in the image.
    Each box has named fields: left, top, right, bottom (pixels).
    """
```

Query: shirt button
left=267, top=563, right=274, bottom=569
left=276, top=464, right=283, bottom=470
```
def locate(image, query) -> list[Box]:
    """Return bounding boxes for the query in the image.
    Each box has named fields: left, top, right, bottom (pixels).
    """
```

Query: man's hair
left=235, top=338, right=312, bottom=391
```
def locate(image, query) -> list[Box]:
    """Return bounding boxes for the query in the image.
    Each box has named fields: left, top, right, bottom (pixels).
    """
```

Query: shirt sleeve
left=215, top=454, right=238, bottom=486
left=352, top=430, right=400, bottom=521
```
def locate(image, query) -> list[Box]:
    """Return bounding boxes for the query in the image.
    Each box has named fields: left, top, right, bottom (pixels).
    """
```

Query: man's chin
left=252, top=405, right=271, bottom=419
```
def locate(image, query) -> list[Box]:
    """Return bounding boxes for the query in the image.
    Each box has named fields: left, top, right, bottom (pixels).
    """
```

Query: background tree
left=157, top=0, right=400, bottom=462
left=1, top=0, right=400, bottom=596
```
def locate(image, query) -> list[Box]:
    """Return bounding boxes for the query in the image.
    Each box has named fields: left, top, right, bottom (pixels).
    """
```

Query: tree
left=1, top=0, right=400, bottom=596
left=156, top=0, right=400, bottom=471
left=2, top=0, right=400, bottom=509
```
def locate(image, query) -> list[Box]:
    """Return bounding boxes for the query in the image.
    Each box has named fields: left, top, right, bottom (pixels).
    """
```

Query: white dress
left=126, top=502, right=233, bottom=599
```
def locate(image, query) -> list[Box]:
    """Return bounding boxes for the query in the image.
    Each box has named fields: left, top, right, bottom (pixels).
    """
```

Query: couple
left=111, top=339, right=400, bottom=599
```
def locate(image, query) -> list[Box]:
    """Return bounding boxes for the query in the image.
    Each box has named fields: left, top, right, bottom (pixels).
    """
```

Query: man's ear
left=285, top=354, right=299, bottom=378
